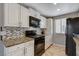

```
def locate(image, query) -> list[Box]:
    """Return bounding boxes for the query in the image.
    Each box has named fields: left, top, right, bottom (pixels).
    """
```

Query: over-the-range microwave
left=29, top=16, right=40, bottom=28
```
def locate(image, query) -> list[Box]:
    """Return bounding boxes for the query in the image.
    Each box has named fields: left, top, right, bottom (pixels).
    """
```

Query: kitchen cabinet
left=5, top=47, right=24, bottom=56
left=46, top=18, right=53, bottom=35
left=24, top=40, right=34, bottom=56
left=29, top=8, right=36, bottom=17
left=40, top=16, right=47, bottom=28
left=4, top=43, right=25, bottom=56
left=0, top=3, right=20, bottom=27
left=7, top=4, right=20, bottom=27
left=0, top=3, right=42, bottom=27
left=35, top=12, right=40, bottom=19
left=20, top=5, right=29, bottom=27
left=2, top=4, right=20, bottom=27
left=44, top=18, right=53, bottom=49
left=0, top=3, right=29, bottom=27
left=29, top=8, right=40, bottom=19
left=0, top=40, right=34, bottom=56
left=45, top=35, right=53, bottom=49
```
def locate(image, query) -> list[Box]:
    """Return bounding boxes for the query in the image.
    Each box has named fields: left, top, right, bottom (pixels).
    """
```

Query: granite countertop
left=73, top=37, right=79, bottom=56
left=2, top=36, right=34, bottom=47
left=73, top=37, right=79, bottom=45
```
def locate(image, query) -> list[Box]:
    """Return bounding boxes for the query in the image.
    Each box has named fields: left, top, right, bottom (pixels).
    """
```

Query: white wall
left=53, top=34, right=66, bottom=46
left=53, top=12, right=79, bottom=19
left=0, top=41, right=4, bottom=56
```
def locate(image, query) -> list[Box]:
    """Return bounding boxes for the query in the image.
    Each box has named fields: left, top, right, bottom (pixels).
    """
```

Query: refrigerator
left=66, top=18, right=76, bottom=56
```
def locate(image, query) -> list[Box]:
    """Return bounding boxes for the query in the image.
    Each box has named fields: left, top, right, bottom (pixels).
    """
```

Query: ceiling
left=23, top=3, right=79, bottom=17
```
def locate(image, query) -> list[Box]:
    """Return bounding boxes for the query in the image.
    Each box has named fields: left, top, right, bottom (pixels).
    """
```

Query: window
left=55, top=18, right=66, bottom=34
left=55, top=20, right=61, bottom=33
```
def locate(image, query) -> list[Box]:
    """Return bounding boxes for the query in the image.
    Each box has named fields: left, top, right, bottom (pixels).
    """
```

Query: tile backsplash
left=1, top=27, right=43, bottom=40
left=2, top=27, right=29, bottom=40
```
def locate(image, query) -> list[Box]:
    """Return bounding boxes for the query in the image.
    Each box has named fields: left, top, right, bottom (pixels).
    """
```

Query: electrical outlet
left=0, top=31, right=6, bottom=36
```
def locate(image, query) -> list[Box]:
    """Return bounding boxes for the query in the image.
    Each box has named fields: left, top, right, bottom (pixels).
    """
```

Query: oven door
left=34, top=37, right=45, bottom=56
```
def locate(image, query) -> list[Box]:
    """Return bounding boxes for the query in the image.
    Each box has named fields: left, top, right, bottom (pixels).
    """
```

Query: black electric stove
left=25, top=30, right=45, bottom=56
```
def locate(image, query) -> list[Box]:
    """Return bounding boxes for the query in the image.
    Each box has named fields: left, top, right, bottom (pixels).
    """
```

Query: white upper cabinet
left=4, top=4, right=20, bottom=27
left=29, top=8, right=36, bottom=17
left=29, top=8, right=40, bottom=19
left=35, top=11, right=40, bottom=19
left=47, top=18, right=53, bottom=35
left=20, top=6, right=29, bottom=27
left=0, top=3, right=29, bottom=27
left=0, top=3, right=44, bottom=28
left=40, top=16, right=47, bottom=28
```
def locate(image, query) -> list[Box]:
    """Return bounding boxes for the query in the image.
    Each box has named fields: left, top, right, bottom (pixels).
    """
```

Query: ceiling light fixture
left=53, top=3, right=57, bottom=5
left=57, top=9, right=61, bottom=11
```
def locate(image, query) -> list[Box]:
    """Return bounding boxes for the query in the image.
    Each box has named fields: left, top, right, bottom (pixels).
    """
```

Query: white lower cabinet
left=25, top=45, right=34, bottom=56
left=6, top=47, right=24, bottom=56
left=24, top=40, right=34, bottom=56
left=45, top=35, right=53, bottom=49
left=4, top=40, right=34, bottom=56
left=4, top=43, right=25, bottom=56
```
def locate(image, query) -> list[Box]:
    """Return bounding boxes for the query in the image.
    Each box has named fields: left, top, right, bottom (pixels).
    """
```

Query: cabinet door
left=26, top=45, right=34, bottom=56
left=45, top=36, right=49, bottom=49
left=35, top=12, right=40, bottom=19
left=24, top=46, right=34, bottom=56
left=5, top=43, right=25, bottom=56
left=6, top=47, right=24, bottom=56
left=40, top=16, right=47, bottom=28
left=45, top=35, right=53, bottom=49
left=46, top=18, right=53, bottom=35
left=4, top=4, right=20, bottom=27
left=24, top=47, right=27, bottom=56
left=49, top=35, right=53, bottom=44
left=29, top=8, right=36, bottom=17
left=21, top=6, right=29, bottom=27
left=24, top=40, right=34, bottom=56
left=4, top=4, right=9, bottom=26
